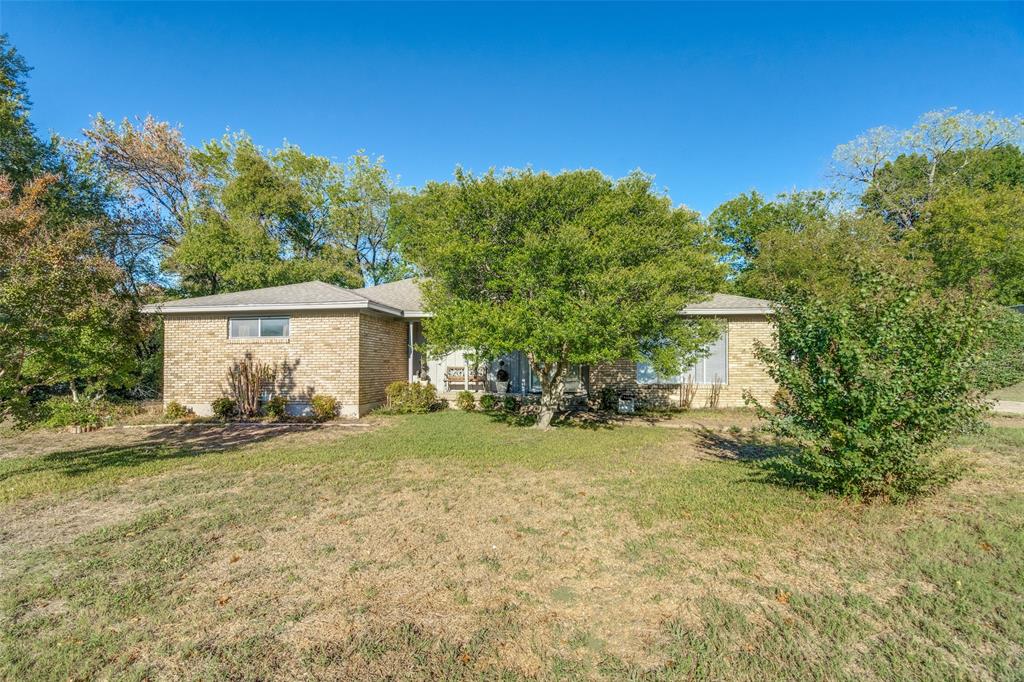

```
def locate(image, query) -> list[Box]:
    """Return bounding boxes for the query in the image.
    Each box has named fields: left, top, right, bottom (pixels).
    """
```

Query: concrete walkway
left=994, top=401, right=1024, bottom=415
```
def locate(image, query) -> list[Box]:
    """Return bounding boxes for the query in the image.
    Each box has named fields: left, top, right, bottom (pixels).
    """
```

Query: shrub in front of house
left=749, top=268, right=989, bottom=502
left=456, top=391, right=476, bottom=411
left=384, top=381, right=439, bottom=414
left=39, top=396, right=102, bottom=429
left=164, top=400, right=193, bottom=420
left=479, top=394, right=498, bottom=411
left=264, top=396, right=288, bottom=420
left=211, top=397, right=237, bottom=420
left=311, top=395, right=338, bottom=422
left=502, top=395, right=520, bottom=412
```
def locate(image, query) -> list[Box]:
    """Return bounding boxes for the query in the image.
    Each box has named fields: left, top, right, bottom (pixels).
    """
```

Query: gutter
left=678, top=308, right=774, bottom=316
left=141, top=300, right=405, bottom=317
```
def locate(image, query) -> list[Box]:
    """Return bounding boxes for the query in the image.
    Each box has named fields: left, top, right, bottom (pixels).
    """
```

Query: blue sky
left=2, top=2, right=1022, bottom=215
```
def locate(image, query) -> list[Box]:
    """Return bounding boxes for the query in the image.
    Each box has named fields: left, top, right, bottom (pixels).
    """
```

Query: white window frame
left=228, top=316, right=290, bottom=339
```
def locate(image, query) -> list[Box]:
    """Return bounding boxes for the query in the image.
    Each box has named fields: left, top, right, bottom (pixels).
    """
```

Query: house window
left=229, top=317, right=290, bottom=339
left=636, top=332, right=728, bottom=385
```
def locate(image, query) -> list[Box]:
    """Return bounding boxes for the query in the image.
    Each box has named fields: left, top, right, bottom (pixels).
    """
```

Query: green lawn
left=992, top=380, right=1024, bottom=402
left=1, top=412, right=1022, bottom=680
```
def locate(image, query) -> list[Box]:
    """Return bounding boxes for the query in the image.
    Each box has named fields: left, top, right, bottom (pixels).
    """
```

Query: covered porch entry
left=404, top=323, right=586, bottom=398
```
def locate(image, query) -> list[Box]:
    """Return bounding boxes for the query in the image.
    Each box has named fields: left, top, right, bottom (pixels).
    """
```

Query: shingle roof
left=354, top=278, right=425, bottom=313
left=144, top=279, right=772, bottom=317
left=141, top=280, right=404, bottom=315
left=153, top=281, right=365, bottom=308
left=680, top=293, right=774, bottom=315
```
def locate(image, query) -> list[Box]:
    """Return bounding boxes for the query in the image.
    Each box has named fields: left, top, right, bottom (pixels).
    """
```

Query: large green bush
left=38, top=397, right=102, bottom=429
left=973, top=306, right=1024, bottom=393
left=384, top=381, right=439, bottom=414
left=749, top=269, right=989, bottom=501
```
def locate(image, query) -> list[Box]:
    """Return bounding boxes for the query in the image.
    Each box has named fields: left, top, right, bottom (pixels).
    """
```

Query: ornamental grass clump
left=748, top=268, right=990, bottom=502
left=227, top=353, right=275, bottom=418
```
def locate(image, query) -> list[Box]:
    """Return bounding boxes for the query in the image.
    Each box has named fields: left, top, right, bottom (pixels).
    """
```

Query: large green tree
left=908, top=185, right=1024, bottom=305
left=77, top=121, right=407, bottom=295
left=833, top=108, right=1024, bottom=235
left=0, top=175, right=141, bottom=419
left=396, top=168, right=725, bottom=428
left=708, top=189, right=833, bottom=294
left=0, top=35, right=144, bottom=416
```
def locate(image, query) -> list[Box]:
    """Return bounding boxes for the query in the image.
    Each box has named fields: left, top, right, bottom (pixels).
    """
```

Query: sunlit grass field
left=1, top=411, right=1022, bottom=680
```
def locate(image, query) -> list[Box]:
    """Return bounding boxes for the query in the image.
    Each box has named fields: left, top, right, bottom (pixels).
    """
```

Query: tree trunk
left=530, top=355, right=566, bottom=430
left=69, top=381, right=80, bottom=403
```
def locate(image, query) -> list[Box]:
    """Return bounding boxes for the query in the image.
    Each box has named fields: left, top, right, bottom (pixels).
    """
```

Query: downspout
left=407, top=322, right=414, bottom=382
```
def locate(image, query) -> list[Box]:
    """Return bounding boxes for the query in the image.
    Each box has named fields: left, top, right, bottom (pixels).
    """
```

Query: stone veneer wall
left=589, top=315, right=776, bottom=409
left=162, top=310, right=409, bottom=417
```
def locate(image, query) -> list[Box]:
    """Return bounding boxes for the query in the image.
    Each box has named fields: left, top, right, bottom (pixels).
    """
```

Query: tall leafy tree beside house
left=396, top=168, right=725, bottom=428
left=77, top=121, right=407, bottom=294
left=0, top=35, right=144, bottom=418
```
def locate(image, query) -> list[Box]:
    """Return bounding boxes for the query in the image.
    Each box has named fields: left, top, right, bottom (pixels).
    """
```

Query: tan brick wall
left=358, top=314, right=410, bottom=411
left=162, top=310, right=409, bottom=417
left=589, top=315, right=776, bottom=408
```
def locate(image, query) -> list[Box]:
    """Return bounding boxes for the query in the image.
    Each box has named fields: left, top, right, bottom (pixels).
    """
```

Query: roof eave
left=678, top=308, right=774, bottom=316
left=142, top=300, right=404, bottom=316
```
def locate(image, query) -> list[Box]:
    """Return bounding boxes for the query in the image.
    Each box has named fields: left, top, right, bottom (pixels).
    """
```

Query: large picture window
left=636, top=332, right=728, bottom=385
left=229, top=317, right=290, bottom=339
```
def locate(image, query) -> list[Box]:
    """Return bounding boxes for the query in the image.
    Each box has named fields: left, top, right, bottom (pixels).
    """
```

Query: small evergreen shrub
left=164, top=400, right=192, bottom=420
left=384, top=381, right=438, bottom=413
left=40, top=397, right=102, bottom=428
left=456, top=391, right=476, bottom=411
left=311, top=395, right=338, bottom=421
left=749, top=268, right=988, bottom=502
left=479, top=394, right=498, bottom=411
left=264, top=396, right=288, bottom=419
left=211, top=397, right=237, bottom=420
left=502, top=395, right=520, bottom=412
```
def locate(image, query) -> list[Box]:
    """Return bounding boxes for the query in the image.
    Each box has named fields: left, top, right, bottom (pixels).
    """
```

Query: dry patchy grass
left=1, top=411, right=1022, bottom=680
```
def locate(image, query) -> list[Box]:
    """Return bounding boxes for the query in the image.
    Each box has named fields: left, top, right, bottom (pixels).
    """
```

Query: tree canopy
left=396, top=168, right=725, bottom=427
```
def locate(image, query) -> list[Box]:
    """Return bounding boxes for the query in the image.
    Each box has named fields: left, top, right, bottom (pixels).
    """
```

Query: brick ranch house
left=143, top=279, right=776, bottom=417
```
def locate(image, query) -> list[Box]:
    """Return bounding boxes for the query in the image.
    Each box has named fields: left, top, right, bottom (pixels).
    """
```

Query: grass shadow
left=479, top=408, right=622, bottom=430
left=0, top=423, right=326, bottom=483
left=693, top=427, right=790, bottom=462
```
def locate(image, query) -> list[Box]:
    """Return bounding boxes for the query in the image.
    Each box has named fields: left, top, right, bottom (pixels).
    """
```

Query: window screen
left=230, top=318, right=260, bottom=338
left=229, top=317, right=290, bottom=339
left=259, top=317, right=289, bottom=337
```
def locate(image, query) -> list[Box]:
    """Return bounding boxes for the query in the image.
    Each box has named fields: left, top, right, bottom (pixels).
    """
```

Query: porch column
left=407, top=322, right=414, bottom=382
